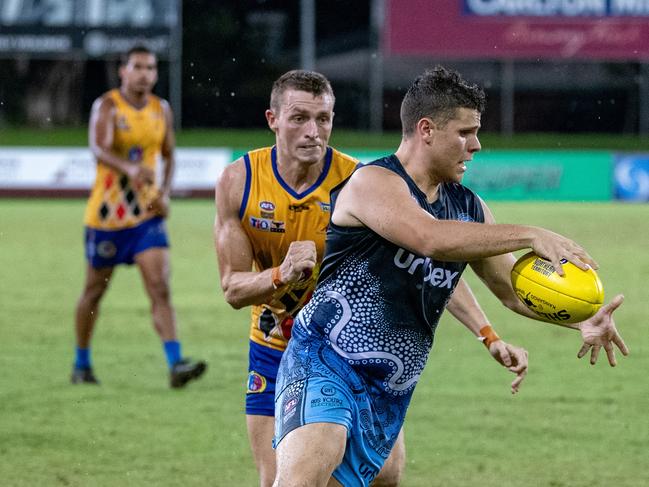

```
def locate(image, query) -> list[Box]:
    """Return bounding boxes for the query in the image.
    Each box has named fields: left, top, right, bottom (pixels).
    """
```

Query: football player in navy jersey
left=272, top=66, right=628, bottom=487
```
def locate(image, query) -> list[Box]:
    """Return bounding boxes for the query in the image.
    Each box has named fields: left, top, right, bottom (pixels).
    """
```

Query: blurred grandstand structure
left=0, top=0, right=648, bottom=134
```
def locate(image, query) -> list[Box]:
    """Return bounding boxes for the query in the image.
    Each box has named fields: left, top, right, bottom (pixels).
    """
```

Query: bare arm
left=332, top=165, right=595, bottom=274
left=159, top=100, right=175, bottom=197
left=446, top=278, right=528, bottom=393
left=88, top=96, right=154, bottom=185
left=213, top=159, right=316, bottom=309
left=147, top=100, right=175, bottom=217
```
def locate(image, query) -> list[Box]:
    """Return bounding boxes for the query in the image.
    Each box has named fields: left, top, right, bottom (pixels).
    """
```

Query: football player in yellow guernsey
left=71, top=46, right=206, bottom=388
left=214, top=70, right=533, bottom=487
left=215, top=70, right=406, bottom=487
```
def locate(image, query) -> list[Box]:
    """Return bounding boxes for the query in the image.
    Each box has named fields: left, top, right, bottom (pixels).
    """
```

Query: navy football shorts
left=246, top=340, right=284, bottom=416
left=85, top=217, right=168, bottom=268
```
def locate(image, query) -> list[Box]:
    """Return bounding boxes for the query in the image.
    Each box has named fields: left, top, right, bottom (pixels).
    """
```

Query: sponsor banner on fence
left=464, top=150, right=613, bottom=201
left=345, top=149, right=613, bottom=201
left=0, top=147, right=615, bottom=201
left=387, top=0, right=649, bottom=60
left=0, top=147, right=231, bottom=195
left=614, top=154, right=649, bottom=201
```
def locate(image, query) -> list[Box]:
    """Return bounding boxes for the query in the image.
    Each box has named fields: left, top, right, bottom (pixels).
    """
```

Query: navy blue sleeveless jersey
left=290, top=154, right=484, bottom=404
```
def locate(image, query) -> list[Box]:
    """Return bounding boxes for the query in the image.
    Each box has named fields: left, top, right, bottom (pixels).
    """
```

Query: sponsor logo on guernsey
left=116, top=115, right=130, bottom=131
left=393, top=248, right=459, bottom=288
left=249, top=217, right=286, bottom=233
left=260, top=201, right=275, bottom=211
left=259, top=201, right=275, bottom=218
left=288, top=204, right=310, bottom=212
left=127, top=145, right=143, bottom=162
left=456, top=212, right=475, bottom=222
left=246, top=371, right=267, bottom=394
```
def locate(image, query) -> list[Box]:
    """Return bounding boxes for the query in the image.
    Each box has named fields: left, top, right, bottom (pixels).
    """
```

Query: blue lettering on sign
left=463, top=0, right=649, bottom=16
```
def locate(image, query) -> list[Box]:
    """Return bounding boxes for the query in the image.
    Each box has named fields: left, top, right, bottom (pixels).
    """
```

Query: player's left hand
left=488, top=340, right=528, bottom=394
left=577, top=294, right=628, bottom=367
left=147, top=193, right=170, bottom=218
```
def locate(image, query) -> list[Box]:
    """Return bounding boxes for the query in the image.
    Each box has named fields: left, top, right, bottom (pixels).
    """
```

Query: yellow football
left=510, top=251, right=604, bottom=324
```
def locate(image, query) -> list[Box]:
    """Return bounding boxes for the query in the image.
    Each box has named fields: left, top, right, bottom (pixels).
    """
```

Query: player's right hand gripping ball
left=510, top=251, right=604, bottom=324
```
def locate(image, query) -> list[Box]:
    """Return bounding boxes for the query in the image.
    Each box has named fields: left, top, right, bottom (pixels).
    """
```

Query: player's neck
left=119, top=88, right=149, bottom=110
left=275, top=154, right=324, bottom=193
left=395, top=140, right=441, bottom=203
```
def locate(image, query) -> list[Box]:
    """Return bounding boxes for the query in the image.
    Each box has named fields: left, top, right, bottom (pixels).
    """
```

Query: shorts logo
left=359, top=463, right=378, bottom=482
left=321, top=386, right=336, bottom=396
left=246, top=371, right=267, bottom=394
left=282, top=397, right=298, bottom=423
left=96, top=241, right=117, bottom=258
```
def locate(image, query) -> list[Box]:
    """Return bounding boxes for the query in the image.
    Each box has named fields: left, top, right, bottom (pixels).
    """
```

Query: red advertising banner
left=386, top=0, right=649, bottom=60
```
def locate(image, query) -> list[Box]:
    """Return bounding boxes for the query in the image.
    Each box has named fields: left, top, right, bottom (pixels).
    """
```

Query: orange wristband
left=478, top=325, right=501, bottom=348
left=271, top=267, right=284, bottom=289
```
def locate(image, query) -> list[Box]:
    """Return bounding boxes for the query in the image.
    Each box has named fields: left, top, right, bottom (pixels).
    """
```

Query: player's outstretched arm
left=332, top=165, right=596, bottom=273
left=470, top=200, right=628, bottom=367
left=446, top=279, right=528, bottom=394
left=577, top=294, right=628, bottom=366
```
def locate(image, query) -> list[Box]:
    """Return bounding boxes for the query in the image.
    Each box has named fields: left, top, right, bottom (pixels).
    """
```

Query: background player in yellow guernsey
left=71, top=45, right=206, bottom=388
left=214, top=70, right=530, bottom=487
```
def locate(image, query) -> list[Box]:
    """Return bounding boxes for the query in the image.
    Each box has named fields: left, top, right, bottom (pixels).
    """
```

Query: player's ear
left=417, top=117, right=436, bottom=141
left=265, top=109, right=278, bottom=132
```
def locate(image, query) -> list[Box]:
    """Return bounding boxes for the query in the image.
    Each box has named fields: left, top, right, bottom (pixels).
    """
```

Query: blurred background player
left=71, top=45, right=207, bottom=388
left=214, top=70, right=529, bottom=487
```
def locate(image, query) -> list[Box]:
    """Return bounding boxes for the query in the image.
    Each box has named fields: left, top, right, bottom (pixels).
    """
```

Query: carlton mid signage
left=387, top=0, right=649, bottom=59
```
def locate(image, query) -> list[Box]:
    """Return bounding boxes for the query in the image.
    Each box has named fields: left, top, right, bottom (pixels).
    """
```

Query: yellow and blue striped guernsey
left=84, top=88, right=166, bottom=230
left=241, top=146, right=358, bottom=351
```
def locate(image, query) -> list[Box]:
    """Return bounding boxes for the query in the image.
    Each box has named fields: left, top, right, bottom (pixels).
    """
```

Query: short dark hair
left=400, top=66, right=486, bottom=137
left=120, top=45, right=155, bottom=66
left=270, top=70, right=335, bottom=113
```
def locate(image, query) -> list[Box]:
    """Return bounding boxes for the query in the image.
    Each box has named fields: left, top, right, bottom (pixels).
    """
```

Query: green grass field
left=1, top=199, right=648, bottom=487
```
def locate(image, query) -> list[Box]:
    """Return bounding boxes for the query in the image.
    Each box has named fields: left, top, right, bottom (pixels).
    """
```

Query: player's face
left=120, top=52, right=158, bottom=95
left=428, top=107, right=481, bottom=184
left=267, top=89, right=334, bottom=166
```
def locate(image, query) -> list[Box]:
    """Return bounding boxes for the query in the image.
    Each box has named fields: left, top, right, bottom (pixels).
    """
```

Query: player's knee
left=83, top=281, right=109, bottom=304
left=372, top=453, right=405, bottom=486
left=371, top=469, right=403, bottom=487
left=147, top=279, right=171, bottom=303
